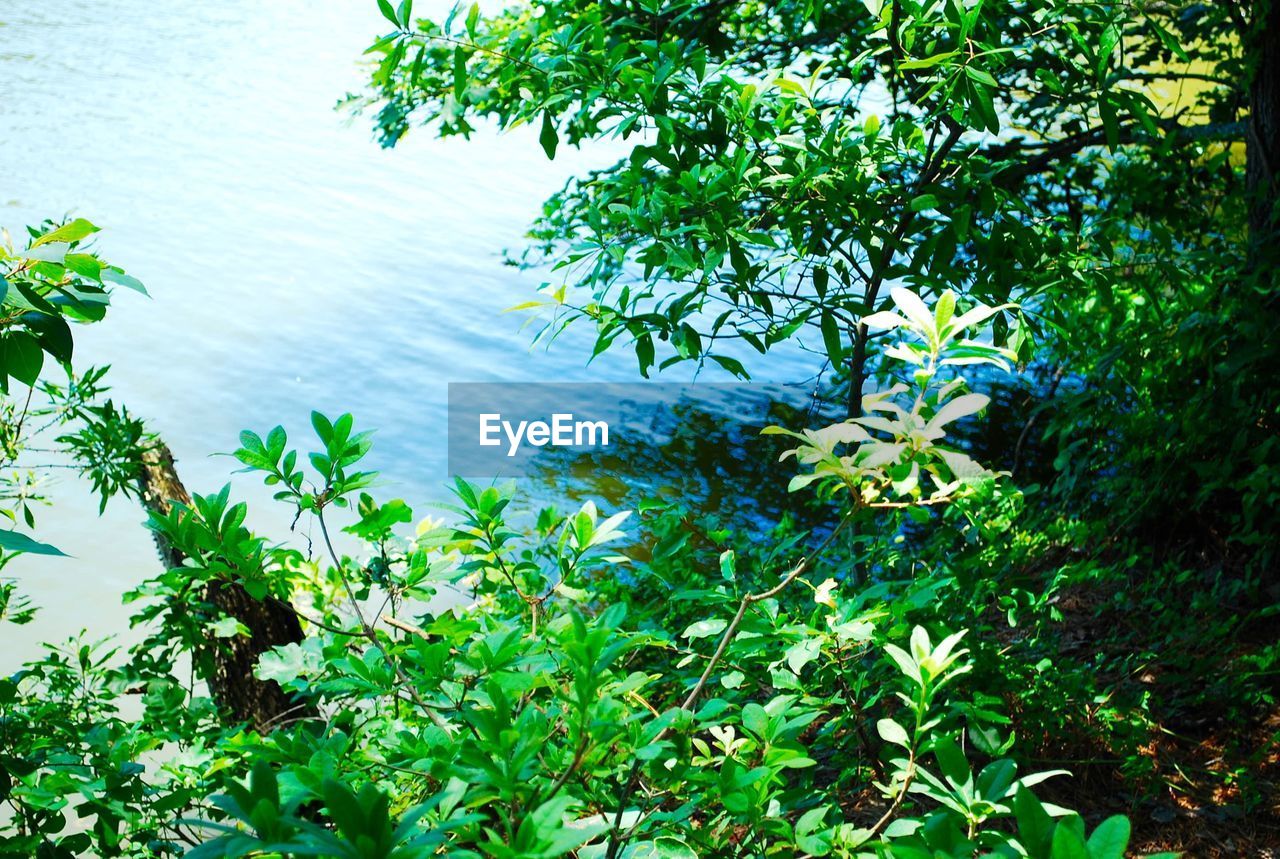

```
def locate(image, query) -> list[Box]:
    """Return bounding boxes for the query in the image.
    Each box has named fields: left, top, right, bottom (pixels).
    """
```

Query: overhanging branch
left=988, top=120, right=1246, bottom=187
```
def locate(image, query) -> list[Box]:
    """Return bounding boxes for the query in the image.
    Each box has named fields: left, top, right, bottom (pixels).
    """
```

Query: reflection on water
left=527, top=390, right=832, bottom=533
left=0, top=1, right=819, bottom=657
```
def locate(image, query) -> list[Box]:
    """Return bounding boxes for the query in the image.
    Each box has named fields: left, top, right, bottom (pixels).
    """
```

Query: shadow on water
left=513, top=365, right=1058, bottom=536
left=523, top=388, right=836, bottom=536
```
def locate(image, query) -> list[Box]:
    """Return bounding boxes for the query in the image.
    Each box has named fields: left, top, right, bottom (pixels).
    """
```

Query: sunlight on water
left=0, top=0, right=818, bottom=656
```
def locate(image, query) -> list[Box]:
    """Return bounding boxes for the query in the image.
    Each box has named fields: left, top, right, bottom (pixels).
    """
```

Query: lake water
left=0, top=1, right=817, bottom=657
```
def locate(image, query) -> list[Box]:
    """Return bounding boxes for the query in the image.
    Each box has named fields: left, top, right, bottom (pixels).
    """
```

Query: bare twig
left=679, top=511, right=856, bottom=712
left=382, top=613, right=430, bottom=639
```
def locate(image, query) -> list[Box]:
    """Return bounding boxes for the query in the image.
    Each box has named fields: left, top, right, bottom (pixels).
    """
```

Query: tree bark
left=847, top=321, right=869, bottom=419
left=136, top=442, right=316, bottom=732
left=1249, top=0, right=1280, bottom=251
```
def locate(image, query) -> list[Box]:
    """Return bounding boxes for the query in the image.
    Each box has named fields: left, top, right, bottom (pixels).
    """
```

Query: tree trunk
left=136, top=442, right=316, bottom=732
left=1249, top=0, right=1280, bottom=251
left=847, top=321, right=869, bottom=419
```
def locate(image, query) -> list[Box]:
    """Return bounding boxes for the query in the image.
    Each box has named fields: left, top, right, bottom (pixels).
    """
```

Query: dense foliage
left=3, top=286, right=1161, bottom=858
left=2, top=0, right=1278, bottom=856
left=357, top=0, right=1266, bottom=404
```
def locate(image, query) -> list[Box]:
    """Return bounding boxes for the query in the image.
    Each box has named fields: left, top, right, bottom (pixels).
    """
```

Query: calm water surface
left=0, top=1, right=816, bottom=658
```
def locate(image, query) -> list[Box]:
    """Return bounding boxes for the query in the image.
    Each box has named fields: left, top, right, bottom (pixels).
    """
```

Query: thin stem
left=605, top=511, right=858, bottom=859
left=680, top=510, right=856, bottom=712
left=317, top=506, right=452, bottom=732
left=868, top=749, right=916, bottom=837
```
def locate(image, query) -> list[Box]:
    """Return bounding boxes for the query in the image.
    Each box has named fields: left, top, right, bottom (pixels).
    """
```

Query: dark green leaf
left=377, top=0, right=399, bottom=27
left=539, top=111, right=559, bottom=160
left=1, top=332, right=44, bottom=385
left=820, top=310, right=843, bottom=364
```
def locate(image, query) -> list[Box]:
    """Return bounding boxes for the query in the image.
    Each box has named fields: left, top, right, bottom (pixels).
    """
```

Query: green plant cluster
left=2, top=0, right=1278, bottom=854
left=0, top=219, right=151, bottom=572
left=1, top=291, right=1168, bottom=857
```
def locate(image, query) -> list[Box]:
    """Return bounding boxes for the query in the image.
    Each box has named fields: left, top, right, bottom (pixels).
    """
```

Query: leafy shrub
left=0, top=289, right=1167, bottom=857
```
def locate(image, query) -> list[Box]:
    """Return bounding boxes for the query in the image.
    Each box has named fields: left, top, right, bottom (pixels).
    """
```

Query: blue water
left=0, top=0, right=818, bottom=654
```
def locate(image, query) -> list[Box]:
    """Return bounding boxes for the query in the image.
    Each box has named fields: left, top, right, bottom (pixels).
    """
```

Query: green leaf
left=963, top=65, right=997, bottom=87
left=910, top=194, right=940, bottom=212
left=932, top=736, right=970, bottom=787
left=883, top=642, right=922, bottom=684
left=741, top=702, right=770, bottom=738
left=1049, top=819, right=1088, bottom=859
left=820, top=309, right=843, bottom=364
left=1099, top=94, right=1120, bottom=151
left=970, top=723, right=1012, bottom=756
left=539, top=110, right=559, bottom=160
left=877, top=718, right=910, bottom=748
left=934, top=290, right=956, bottom=329
left=720, top=670, right=745, bottom=689
left=0, top=529, right=67, bottom=557
left=785, top=637, right=821, bottom=675
left=452, top=46, right=467, bottom=99
left=899, top=51, right=959, bottom=70
left=32, top=218, right=98, bottom=248
left=102, top=268, right=149, bottom=295
left=1085, top=816, right=1130, bottom=859
left=682, top=618, right=727, bottom=640
left=890, top=287, right=936, bottom=334
left=1097, top=24, right=1119, bottom=77
left=648, top=837, right=697, bottom=859
left=927, top=393, right=990, bottom=433
left=776, top=77, right=806, bottom=96
left=976, top=758, right=1017, bottom=800
left=311, top=411, right=334, bottom=444
left=1, top=332, right=45, bottom=385
left=1014, top=787, right=1055, bottom=856
left=255, top=641, right=323, bottom=684
left=812, top=265, right=829, bottom=298
left=25, top=313, right=73, bottom=364
left=877, top=818, right=922, bottom=842
left=967, top=78, right=999, bottom=134
left=709, top=354, right=748, bottom=378
left=377, top=0, right=400, bottom=27
left=719, top=549, right=736, bottom=581
left=636, top=333, right=655, bottom=377
left=64, top=253, right=102, bottom=280
left=210, top=617, right=248, bottom=638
